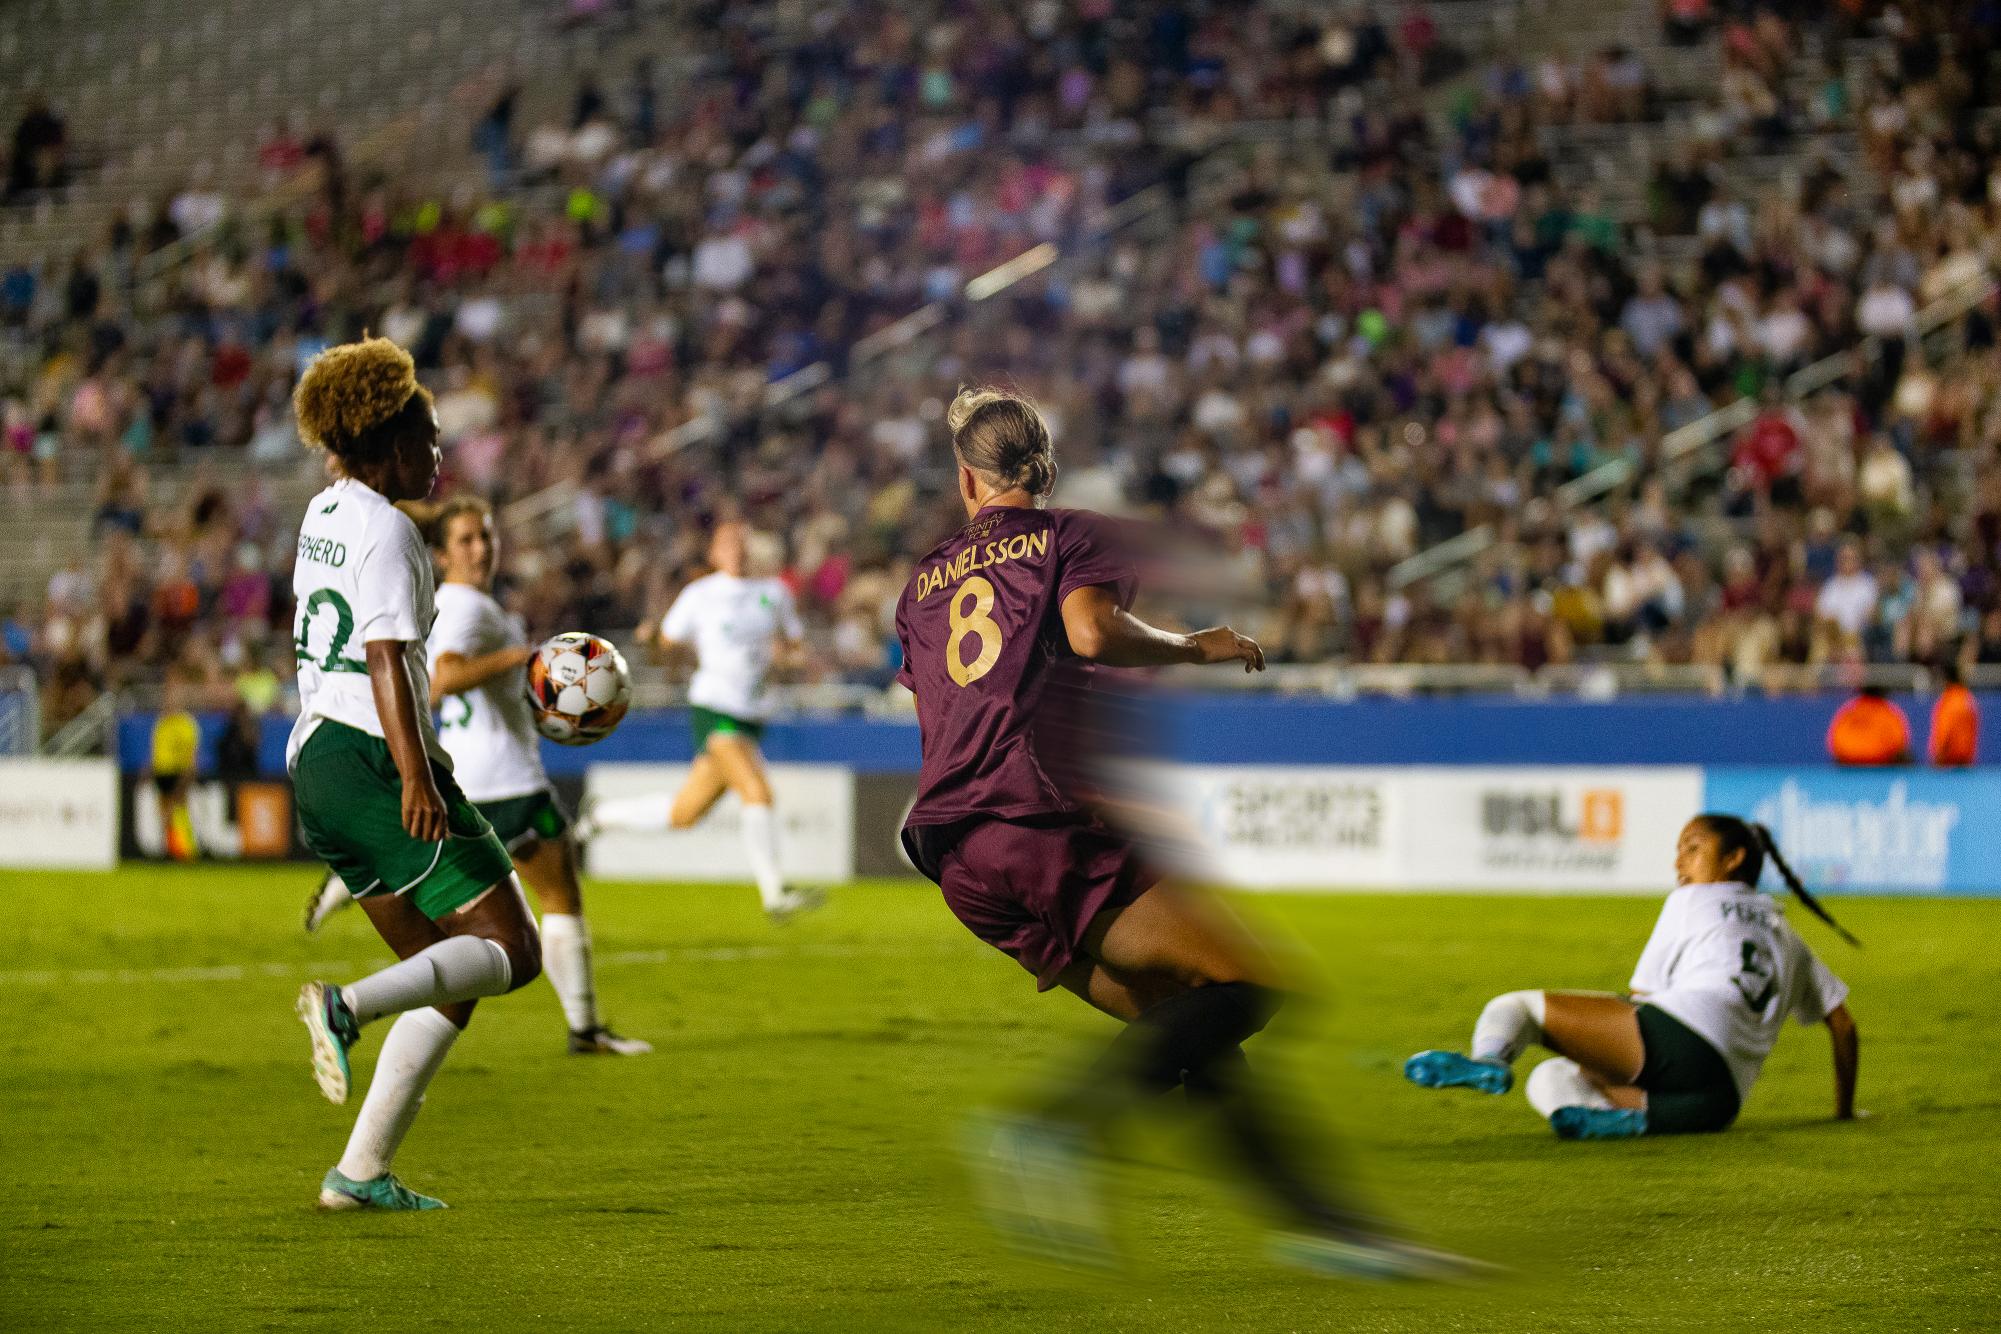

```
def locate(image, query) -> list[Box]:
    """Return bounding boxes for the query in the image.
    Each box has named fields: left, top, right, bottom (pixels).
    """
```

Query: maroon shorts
left=917, top=814, right=1159, bottom=992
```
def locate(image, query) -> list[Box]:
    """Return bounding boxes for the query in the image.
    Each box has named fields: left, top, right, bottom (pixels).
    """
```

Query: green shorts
left=476, top=787, right=571, bottom=855
left=691, top=704, right=764, bottom=749
left=1636, top=1004, right=1742, bottom=1135
left=293, top=721, right=514, bottom=921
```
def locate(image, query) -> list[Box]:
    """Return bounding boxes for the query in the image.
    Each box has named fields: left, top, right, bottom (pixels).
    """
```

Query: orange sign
left=1578, top=789, right=1624, bottom=843
left=236, top=783, right=294, bottom=859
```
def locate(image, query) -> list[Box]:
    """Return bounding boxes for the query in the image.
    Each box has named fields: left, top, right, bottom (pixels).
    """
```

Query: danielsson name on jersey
left=286, top=478, right=450, bottom=772
left=660, top=572, right=803, bottom=722
left=429, top=583, right=547, bottom=803
left=1629, top=881, right=1849, bottom=1099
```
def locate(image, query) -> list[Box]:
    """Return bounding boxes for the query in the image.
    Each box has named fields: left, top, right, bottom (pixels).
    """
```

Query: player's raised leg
left=574, top=753, right=725, bottom=839
left=314, top=880, right=542, bottom=1210
left=304, top=871, right=355, bottom=934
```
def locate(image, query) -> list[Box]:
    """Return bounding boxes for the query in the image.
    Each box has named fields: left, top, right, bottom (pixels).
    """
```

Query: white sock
left=739, top=803, right=785, bottom=908
left=336, top=1007, right=459, bottom=1180
left=1471, top=990, right=1547, bottom=1065
left=341, top=936, right=512, bottom=1024
left=1524, top=1057, right=1616, bottom=1119
left=589, top=793, right=672, bottom=832
left=540, top=913, right=598, bottom=1033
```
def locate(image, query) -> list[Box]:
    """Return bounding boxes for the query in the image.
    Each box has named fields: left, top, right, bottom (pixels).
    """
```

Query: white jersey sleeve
left=775, top=581, right=804, bottom=641
left=1628, top=894, right=1684, bottom=996
left=661, top=584, right=700, bottom=645
left=1783, top=936, right=1849, bottom=1027
left=429, top=584, right=486, bottom=659
left=354, top=505, right=431, bottom=644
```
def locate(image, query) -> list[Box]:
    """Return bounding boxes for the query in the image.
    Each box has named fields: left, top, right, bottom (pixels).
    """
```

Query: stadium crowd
left=0, top=0, right=1996, bottom=732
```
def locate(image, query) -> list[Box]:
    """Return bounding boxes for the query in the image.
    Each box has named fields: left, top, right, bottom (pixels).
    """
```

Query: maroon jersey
left=895, top=505, right=1135, bottom=844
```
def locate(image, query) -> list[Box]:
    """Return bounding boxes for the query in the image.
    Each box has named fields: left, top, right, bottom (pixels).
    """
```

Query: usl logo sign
left=1480, top=789, right=1623, bottom=844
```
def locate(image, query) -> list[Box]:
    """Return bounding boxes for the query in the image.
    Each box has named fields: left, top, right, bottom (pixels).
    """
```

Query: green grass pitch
left=3, top=867, right=1997, bottom=1331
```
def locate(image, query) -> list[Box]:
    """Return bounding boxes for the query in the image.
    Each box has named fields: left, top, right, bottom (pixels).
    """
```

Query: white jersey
left=286, top=478, right=450, bottom=772
left=660, top=572, right=803, bottom=721
left=1629, top=881, right=1849, bottom=1099
left=429, top=582, right=547, bottom=803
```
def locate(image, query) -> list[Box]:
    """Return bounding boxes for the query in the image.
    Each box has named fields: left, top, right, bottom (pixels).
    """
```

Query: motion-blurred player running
left=894, top=387, right=1459, bottom=1278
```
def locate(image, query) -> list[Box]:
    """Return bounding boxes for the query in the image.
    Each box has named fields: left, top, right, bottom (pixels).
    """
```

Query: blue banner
left=1702, top=768, right=2001, bottom=895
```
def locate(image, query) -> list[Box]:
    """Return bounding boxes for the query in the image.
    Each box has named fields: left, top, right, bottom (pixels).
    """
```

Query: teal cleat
left=1403, top=1050, right=1513, bottom=1096
left=1550, top=1106, right=1648, bottom=1140
left=318, top=1168, right=448, bottom=1211
left=296, top=981, right=360, bottom=1105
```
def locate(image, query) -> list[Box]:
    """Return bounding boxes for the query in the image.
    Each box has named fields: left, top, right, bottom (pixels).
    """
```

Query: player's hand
left=1189, top=627, right=1265, bottom=672
left=403, top=778, right=449, bottom=843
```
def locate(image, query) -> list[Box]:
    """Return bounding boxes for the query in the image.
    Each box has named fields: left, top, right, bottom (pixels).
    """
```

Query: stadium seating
left=2, top=0, right=1997, bottom=747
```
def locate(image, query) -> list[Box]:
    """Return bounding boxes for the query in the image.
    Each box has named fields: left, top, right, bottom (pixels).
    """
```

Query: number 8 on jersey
left=947, top=575, right=1003, bottom=687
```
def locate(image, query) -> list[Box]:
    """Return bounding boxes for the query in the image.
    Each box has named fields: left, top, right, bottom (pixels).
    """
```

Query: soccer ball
left=526, top=632, right=631, bottom=745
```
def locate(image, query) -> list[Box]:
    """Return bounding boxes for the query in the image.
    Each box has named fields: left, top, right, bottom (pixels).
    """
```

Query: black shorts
left=1636, top=1004, right=1741, bottom=1134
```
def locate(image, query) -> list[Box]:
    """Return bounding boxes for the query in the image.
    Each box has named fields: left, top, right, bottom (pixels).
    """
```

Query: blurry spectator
left=1827, top=685, right=1911, bottom=766
left=6, top=96, right=67, bottom=200
left=1732, top=386, right=1806, bottom=504
left=1815, top=542, right=1878, bottom=641
left=216, top=698, right=263, bottom=782
left=258, top=117, right=307, bottom=179
left=1928, top=660, right=1979, bottom=768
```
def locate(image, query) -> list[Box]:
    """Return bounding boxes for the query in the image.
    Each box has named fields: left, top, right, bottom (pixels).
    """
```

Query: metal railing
left=617, top=659, right=1966, bottom=709
left=40, top=690, right=116, bottom=758
left=0, top=666, right=40, bottom=755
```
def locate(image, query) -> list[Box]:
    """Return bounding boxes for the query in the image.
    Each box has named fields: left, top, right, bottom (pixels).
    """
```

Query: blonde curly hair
left=293, top=336, right=434, bottom=469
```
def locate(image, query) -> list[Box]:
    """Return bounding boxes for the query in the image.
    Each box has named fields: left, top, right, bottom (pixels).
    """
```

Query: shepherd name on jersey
left=661, top=572, right=802, bottom=721
left=286, top=478, right=450, bottom=772
left=430, top=582, right=546, bottom=803
left=1630, top=880, right=1849, bottom=1098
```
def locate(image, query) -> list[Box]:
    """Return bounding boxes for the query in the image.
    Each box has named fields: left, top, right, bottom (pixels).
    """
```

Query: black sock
left=1184, top=1048, right=1370, bottom=1235
left=1048, top=981, right=1279, bottom=1123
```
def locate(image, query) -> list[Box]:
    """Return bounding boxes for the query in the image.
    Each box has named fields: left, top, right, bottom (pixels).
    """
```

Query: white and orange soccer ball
left=526, top=632, right=631, bottom=745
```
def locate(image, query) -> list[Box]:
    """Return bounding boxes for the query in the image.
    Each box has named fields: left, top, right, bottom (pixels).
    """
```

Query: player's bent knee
left=500, top=924, right=543, bottom=991
left=1524, top=1058, right=1614, bottom=1118
left=438, top=999, right=477, bottom=1031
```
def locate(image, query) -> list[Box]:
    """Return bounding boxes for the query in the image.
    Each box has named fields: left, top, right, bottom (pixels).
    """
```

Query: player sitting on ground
left=287, top=337, right=543, bottom=1210
left=1404, top=814, right=1860, bottom=1139
left=306, top=497, right=649, bottom=1055
left=574, top=521, right=820, bottom=921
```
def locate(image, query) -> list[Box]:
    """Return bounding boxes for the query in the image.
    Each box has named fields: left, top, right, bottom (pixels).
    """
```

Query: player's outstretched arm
left=1060, top=584, right=1266, bottom=672
left=429, top=645, right=536, bottom=709
left=367, top=639, right=448, bottom=843
left=1825, top=1003, right=1859, bottom=1120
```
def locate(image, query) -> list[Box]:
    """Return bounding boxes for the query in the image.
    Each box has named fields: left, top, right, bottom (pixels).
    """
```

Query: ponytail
left=1750, top=821, right=1862, bottom=948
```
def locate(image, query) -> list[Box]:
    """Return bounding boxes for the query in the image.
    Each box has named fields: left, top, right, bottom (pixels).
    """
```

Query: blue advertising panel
left=1702, top=768, right=2001, bottom=895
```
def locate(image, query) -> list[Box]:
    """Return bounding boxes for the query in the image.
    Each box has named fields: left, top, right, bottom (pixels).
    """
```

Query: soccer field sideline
left=6, top=868, right=1999, bottom=1332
